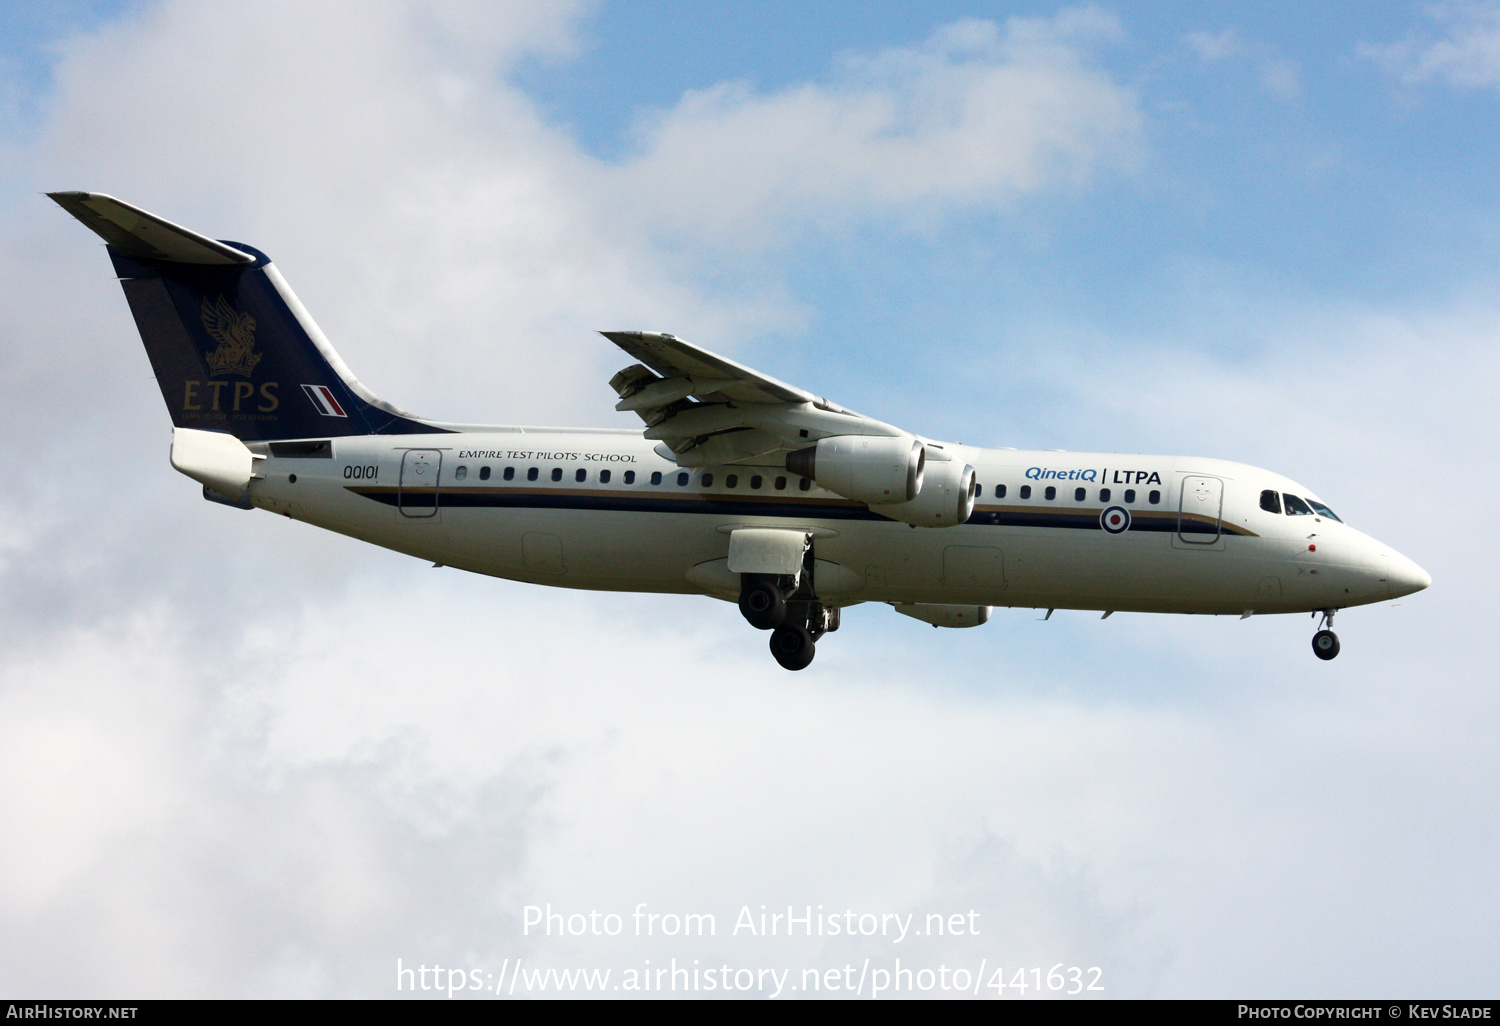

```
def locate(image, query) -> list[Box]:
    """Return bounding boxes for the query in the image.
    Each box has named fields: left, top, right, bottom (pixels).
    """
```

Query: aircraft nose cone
left=1387, top=552, right=1432, bottom=599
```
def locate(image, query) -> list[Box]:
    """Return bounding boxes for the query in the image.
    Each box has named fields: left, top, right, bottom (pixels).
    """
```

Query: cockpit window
left=1305, top=498, right=1341, bottom=522
left=1283, top=494, right=1313, bottom=516
left=1260, top=489, right=1282, bottom=514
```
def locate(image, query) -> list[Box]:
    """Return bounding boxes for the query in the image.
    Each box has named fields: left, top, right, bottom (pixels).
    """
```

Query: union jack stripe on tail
left=301, top=383, right=348, bottom=417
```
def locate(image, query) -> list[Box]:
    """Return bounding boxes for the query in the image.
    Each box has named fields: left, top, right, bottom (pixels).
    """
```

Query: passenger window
left=1099, top=488, right=1110, bottom=502
left=750, top=475, right=762, bottom=489
left=1074, top=487, right=1085, bottom=501
left=624, top=470, right=635, bottom=484
left=702, top=473, right=715, bottom=487
left=527, top=467, right=538, bottom=482
left=1283, top=493, right=1314, bottom=516
left=455, top=465, right=468, bottom=480
left=775, top=476, right=787, bottom=490
left=799, top=478, right=811, bottom=491
left=1260, top=489, right=1282, bottom=514
left=504, top=466, right=515, bottom=481
left=1306, top=498, right=1341, bottom=522
left=479, top=466, right=491, bottom=481
left=1148, top=489, right=1160, bottom=505
left=575, top=469, right=587, bottom=483
left=726, top=474, right=738, bottom=488
left=551, top=468, right=563, bottom=482
left=1124, top=488, right=1135, bottom=503
left=600, top=470, right=611, bottom=484
left=995, top=484, right=1006, bottom=498
left=1045, top=486, right=1056, bottom=500
left=1020, top=485, right=1032, bottom=499
left=650, top=471, right=662, bottom=485
left=676, top=472, right=689, bottom=486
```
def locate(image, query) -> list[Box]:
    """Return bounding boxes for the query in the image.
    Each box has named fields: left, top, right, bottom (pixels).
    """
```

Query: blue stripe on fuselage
left=346, top=487, right=1241, bottom=534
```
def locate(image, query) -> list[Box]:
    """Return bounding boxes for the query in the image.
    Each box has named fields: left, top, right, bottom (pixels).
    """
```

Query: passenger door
left=399, top=449, right=442, bottom=518
left=1177, top=476, right=1223, bottom=544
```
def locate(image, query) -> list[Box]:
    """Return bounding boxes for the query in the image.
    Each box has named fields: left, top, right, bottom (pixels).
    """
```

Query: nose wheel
left=1312, top=609, right=1340, bottom=661
left=1312, top=630, right=1340, bottom=660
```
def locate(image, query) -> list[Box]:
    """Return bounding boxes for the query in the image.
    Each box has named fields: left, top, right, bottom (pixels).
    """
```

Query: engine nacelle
left=170, top=426, right=257, bottom=500
left=871, top=458, right=975, bottom=528
left=785, top=435, right=923, bottom=504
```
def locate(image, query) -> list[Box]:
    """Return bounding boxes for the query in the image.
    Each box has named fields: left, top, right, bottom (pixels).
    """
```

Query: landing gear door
left=1177, top=475, right=1223, bottom=544
left=399, top=449, right=442, bottom=518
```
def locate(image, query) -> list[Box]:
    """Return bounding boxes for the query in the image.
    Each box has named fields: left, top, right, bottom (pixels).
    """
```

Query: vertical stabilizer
left=50, top=192, right=443, bottom=441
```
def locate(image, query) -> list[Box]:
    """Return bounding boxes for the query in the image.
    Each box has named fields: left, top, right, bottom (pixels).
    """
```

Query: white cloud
left=1359, top=1, right=1500, bottom=91
left=1, top=0, right=1493, bottom=1001
left=1184, top=27, right=1301, bottom=100
left=612, top=9, right=1142, bottom=251
left=1185, top=28, right=1243, bottom=63
left=18, top=2, right=1141, bottom=429
left=4, top=540, right=1491, bottom=995
left=1257, top=58, right=1302, bottom=100
left=23, top=0, right=742, bottom=430
left=0, top=0, right=1157, bottom=997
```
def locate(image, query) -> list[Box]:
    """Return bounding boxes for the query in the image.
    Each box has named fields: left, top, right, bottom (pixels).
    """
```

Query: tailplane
left=50, top=192, right=442, bottom=441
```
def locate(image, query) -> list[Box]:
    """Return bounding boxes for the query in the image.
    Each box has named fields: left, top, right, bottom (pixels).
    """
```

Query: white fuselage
left=241, top=428, right=1428, bottom=617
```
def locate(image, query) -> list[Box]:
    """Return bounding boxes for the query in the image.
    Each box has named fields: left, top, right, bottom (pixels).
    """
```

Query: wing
left=601, top=330, right=908, bottom=467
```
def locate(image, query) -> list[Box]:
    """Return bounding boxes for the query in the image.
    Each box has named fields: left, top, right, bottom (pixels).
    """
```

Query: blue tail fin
left=50, top=192, right=442, bottom=441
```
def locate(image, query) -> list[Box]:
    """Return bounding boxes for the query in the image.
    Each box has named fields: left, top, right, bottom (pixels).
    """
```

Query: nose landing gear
left=1312, top=609, right=1340, bottom=661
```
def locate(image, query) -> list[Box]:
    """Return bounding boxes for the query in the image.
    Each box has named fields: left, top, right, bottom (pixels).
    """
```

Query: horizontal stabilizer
left=48, top=192, right=254, bottom=265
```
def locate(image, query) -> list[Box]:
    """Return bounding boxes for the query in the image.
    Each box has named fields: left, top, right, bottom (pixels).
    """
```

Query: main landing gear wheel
left=739, top=580, right=787, bottom=630
left=770, top=624, right=816, bottom=671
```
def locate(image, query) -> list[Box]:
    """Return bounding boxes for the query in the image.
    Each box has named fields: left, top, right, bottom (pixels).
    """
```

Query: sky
left=0, top=0, right=1496, bottom=1000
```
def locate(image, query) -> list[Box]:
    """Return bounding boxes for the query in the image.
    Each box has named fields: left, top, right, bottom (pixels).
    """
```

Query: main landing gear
left=738, top=579, right=785, bottom=630
left=739, top=574, right=839, bottom=671
left=1312, top=609, right=1340, bottom=661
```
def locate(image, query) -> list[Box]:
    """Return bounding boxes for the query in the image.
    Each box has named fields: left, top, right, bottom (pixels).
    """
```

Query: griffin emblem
left=202, top=295, right=262, bottom=377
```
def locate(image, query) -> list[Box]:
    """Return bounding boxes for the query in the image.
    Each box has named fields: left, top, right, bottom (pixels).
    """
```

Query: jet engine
left=785, top=435, right=924, bottom=504
left=870, top=458, right=976, bottom=528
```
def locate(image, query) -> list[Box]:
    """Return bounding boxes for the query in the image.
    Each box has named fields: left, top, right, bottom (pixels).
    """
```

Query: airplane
left=49, top=191, right=1431, bottom=670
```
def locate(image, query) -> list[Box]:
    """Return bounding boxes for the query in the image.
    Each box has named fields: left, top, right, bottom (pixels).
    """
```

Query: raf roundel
left=1100, top=505, right=1131, bottom=535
